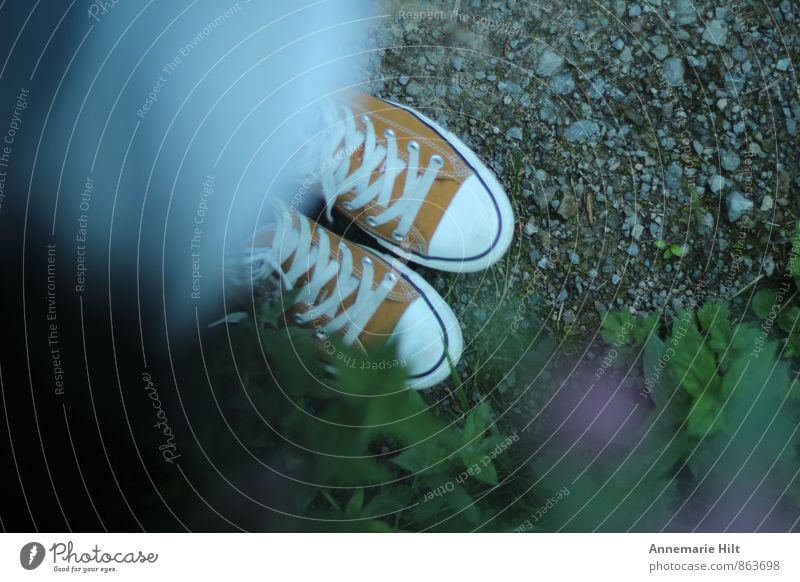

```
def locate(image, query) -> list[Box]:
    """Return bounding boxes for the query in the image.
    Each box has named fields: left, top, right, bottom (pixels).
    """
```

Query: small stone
left=558, top=193, right=578, bottom=219
left=619, top=46, right=633, bottom=63
left=631, top=223, right=644, bottom=240
left=568, top=252, right=580, bottom=265
left=524, top=217, right=539, bottom=235
left=628, top=243, right=640, bottom=257
left=536, top=49, right=565, bottom=77
left=727, top=191, right=753, bottom=222
left=405, top=81, right=422, bottom=96
left=671, top=0, right=697, bottom=25
left=731, top=47, right=748, bottom=62
left=776, top=58, right=790, bottom=72
left=565, top=120, right=601, bottom=143
left=721, top=151, right=741, bottom=171
left=629, top=4, right=642, bottom=17
left=557, top=289, right=568, bottom=302
left=612, top=274, right=622, bottom=285
left=663, top=57, right=685, bottom=86
left=452, top=57, right=464, bottom=71
left=506, top=126, right=523, bottom=141
left=549, top=73, right=575, bottom=95
left=709, top=174, right=726, bottom=193
left=652, top=44, right=669, bottom=60
left=760, top=195, right=774, bottom=212
left=665, top=162, right=683, bottom=190
left=702, top=19, right=728, bottom=46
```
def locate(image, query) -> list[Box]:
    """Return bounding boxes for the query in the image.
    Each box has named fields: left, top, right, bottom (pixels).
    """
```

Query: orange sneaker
left=315, top=92, right=514, bottom=273
left=236, top=206, right=463, bottom=390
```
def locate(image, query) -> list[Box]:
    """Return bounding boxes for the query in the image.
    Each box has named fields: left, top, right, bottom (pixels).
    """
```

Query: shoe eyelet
left=361, top=114, right=371, bottom=124
left=385, top=272, right=398, bottom=284
left=430, top=154, right=444, bottom=167
left=408, top=141, right=420, bottom=152
left=366, top=216, right=378, bottom=227
left=384, top=128, right=396, bottom=139
left=392, top=230, right=405, bottom=242
left=314, top=329, right=327, bottom=340
left=361, top=256, right=373, bottom=267
left=342, top=201, right=353, bottom=211
left=293, top=313, right=304, bottom=325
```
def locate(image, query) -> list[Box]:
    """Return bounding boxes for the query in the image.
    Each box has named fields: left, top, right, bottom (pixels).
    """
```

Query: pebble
left=536, top=49, right=565, bottom=77
left=776, top=58, right=790, bottom=72
left=702, top=20, right=729, bottom=46
left=727, top=191, right=753, bottom=222
left=558, top=193, right=578, bottom=219
left=524, top=217, right=539, bottom=235
left=652, top=44, right=669, bottom=60
left=760, top=195, right=774, bottom=212
left=671, top=0, right=697, bottom=25
left=721, top=151, right=741, bottom=172
left=405, top=81, right=422, bottom=97
left=731, top=47, right=749, bottom=63
left=663, top=57, right=685, bottom=86
left=709, top=174, right=726, bottom=193
left=506, top=126, right=523, bottom=141
left=549, top=73, right=575, bottom=95
left=565, top=120, right=601, bottom=143
left=612, top=274, right=622, bottom=285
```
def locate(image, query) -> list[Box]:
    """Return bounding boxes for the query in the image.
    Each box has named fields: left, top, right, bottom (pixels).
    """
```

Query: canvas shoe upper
left=236, top=206, right=463, bottom=390
left=315, top=92, right=515, bottom=273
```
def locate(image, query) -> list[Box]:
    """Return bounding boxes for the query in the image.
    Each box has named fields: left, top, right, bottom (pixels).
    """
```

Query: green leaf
left=462, top=402, right=492, bottom=445
left=670, top=244, right=685, bottom=257
left=346, top=489, right=364, bottom=515
left=670, top=312, right=718, bottom=398
left=461, top=446, right=499, bottom=486
left=364, top=485, right=412, bottom=516
left=778, top=305, right=800, bottom=334
left=642, top=332, right=668, bottom=407
left=444, top=485, right=481, bottom=525
left=655, top=239, right=668, bottom=249
left=687, top=393, right=720, bottom=438
left=752, top=289, right=776, bottom=319
left=392, top=443, right=451, bottom=474
left=697, top=302, right=732, bottom=354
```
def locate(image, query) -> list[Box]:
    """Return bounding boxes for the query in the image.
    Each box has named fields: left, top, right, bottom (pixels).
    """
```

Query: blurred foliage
left=187, top=282, right=800, bottom=532
left=588, top=302, right=800, bottom=531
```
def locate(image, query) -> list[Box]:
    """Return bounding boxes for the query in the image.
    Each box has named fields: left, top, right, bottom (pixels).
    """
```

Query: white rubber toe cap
left=377, top=252, right=463, bottom=389
left=374, top=100, right=515, bottom=273
left=426, top=174, right=513, bottom=272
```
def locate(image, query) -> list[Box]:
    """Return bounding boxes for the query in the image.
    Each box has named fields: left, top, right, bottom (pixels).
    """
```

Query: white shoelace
left=240, top=205, right=398, bottom=346
left=318, top=100, right=446, bottom=241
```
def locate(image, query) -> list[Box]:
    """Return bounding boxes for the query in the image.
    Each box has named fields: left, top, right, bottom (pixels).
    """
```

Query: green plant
left=655, top=239, right=687, bottom=260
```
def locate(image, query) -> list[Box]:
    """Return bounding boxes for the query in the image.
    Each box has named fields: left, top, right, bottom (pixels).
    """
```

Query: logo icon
left=20, top=542, right=45, bottom=570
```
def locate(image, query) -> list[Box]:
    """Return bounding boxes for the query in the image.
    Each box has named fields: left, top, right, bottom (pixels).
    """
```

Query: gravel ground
left=358, top=0, right=799, bottom=409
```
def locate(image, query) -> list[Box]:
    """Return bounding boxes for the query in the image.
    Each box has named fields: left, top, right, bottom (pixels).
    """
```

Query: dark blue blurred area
left=0, top=0, right=371, bottom=531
